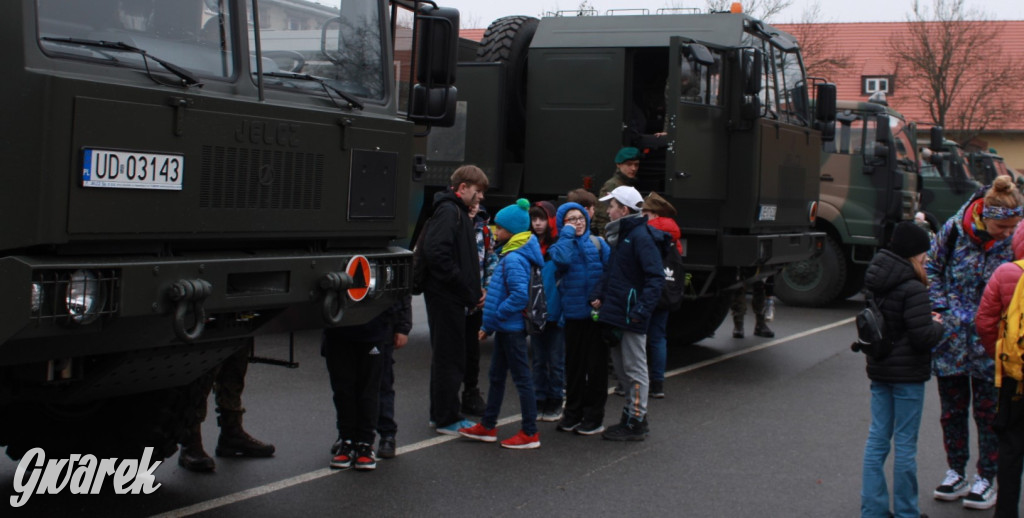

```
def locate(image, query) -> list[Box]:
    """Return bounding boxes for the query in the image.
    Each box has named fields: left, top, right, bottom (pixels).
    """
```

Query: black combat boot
left=377, top=435, right=397, bottom=459
left=215, top=410, right=276, bottom=458
left=753, top=315, right=775, bottom=338
left=178, top=424, right=215, bottom=472
left=732, top=316, right=745, bottom=338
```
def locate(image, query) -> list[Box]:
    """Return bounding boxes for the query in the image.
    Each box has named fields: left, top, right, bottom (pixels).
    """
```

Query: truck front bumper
left=720, top=231, right=826, bottom=267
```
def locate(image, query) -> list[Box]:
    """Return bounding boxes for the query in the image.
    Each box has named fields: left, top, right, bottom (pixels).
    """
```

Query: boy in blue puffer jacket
left=549, top=201, right=611, bottom=435
left=459, top=199, right=544, bottom=449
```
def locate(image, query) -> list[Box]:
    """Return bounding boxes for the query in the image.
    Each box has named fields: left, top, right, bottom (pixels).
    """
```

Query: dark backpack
left=523, top=265, right=548, bottom=335
left=646, top=227, right=685, bottom=311
left=851, top=292, right=891, bottom=359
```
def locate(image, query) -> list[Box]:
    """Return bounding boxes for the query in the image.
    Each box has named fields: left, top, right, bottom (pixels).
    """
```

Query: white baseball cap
left=599, top=186, right=644, bottom=212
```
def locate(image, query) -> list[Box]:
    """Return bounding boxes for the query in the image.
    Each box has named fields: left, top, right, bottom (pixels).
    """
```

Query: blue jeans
left=861, top=381, right=925, bottom=518
left=531, top=324, right=565, bottom=402
left=483, top=331, right=538, bottom=435
left=646, top=308, right=669, bottom=383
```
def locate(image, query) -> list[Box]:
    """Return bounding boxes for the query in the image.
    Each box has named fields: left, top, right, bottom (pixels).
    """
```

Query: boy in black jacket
left=325, top=295, right=412, bottom=471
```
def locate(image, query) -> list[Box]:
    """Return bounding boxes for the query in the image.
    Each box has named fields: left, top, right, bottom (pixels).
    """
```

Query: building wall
left=985, top=133, right=1024, bottom=171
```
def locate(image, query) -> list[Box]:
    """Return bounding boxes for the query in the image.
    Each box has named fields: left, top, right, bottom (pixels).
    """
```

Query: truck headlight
left=31, top=282, right=43, bottom=313
left=65, top=270, right=105, bottom=324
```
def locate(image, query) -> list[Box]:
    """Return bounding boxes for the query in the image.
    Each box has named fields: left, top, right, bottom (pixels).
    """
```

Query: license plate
left=82, top=149, right=183, bottom=190
left=758, top=204, right=777, bottom=221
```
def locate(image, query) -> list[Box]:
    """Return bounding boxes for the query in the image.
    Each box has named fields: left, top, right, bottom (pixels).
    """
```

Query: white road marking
left=152, top=317, right=853, bottom=517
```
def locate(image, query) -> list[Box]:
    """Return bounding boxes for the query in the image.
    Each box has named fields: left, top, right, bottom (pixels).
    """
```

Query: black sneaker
left=330, top=440, right=354, bottom=469
left=461, top=388, right=486, bottom=416
left=602, top=418, right=645, bottom=441
left=377, top=436, right=396, bottom=459
left=557, top=415, right=581, bottom=432
left=649, top=380, right=665, bottom=399
left=353, top=442, right=376, bottom=471
left=575, top=420, right=606, bottom=436
left=934, top=469, right=969, bottom=501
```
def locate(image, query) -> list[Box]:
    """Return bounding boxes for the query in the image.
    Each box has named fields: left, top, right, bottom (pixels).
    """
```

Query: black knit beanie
left=890, top=221, right=931, bottom=258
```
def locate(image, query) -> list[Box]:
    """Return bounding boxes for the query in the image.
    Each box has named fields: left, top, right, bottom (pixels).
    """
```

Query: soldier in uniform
left=731, top=275, right=775, bottom=339
left=178, top=341, right=276, bottom=472
left=591, top=147, right=641, bottom=237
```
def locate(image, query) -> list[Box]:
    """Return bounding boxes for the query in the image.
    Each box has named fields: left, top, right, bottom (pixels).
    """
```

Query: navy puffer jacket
left=550, top=202, right=610, bottom=320
left=589, top=214, right=664, bottom=332
left=862, top=249, right=943, bottom=383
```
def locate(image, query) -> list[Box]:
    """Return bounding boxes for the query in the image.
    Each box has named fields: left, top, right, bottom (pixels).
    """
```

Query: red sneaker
left=500, top=430, right=540, bottom=449
left=458, top=422, right=497, bottom=442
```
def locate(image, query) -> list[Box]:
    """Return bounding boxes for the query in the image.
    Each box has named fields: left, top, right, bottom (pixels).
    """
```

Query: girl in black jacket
left=860, top=222, right=944, bottom=518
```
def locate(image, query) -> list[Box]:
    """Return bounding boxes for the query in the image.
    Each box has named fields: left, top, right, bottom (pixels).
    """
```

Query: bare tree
left=704, top=0, right=792, bottom=21
left=888, top=0, right=1024, bottom=144
left=783, top=2, right=852, bottom=80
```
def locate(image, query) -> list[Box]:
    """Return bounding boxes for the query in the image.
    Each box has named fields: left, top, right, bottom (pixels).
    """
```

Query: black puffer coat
left=862, top=249, right=943, bottom=382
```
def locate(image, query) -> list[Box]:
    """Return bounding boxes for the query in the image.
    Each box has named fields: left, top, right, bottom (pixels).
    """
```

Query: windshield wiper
left=42, top=37, right=202, bottom=87
left=262, top=71, right=364, bottom=110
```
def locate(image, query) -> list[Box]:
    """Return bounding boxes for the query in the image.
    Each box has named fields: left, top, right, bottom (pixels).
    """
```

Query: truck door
left=665, top=37, right=728, bottom=202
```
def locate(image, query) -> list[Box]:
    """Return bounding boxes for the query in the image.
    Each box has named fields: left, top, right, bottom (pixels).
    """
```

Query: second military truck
left=425, top=8, right=835, bottom=344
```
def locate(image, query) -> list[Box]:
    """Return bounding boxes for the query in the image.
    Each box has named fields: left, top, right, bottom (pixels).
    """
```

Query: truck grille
left=199, top=146, right=324, bottom=210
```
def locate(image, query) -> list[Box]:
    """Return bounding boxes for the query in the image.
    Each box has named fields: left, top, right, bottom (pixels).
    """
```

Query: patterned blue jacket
left=926, top=198, right=1013, bottom=380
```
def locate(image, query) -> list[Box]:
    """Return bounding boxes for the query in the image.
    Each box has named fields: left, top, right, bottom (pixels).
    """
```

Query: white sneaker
left=962, top=474, right=996, bottom=510
left=933, top=469, right=969, bottom=501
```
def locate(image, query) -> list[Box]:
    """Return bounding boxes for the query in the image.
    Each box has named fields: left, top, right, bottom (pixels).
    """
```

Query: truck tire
left=774, top=235, right=847, bottom=307
left=667, top=292, right=733, bottom=345
left=1, top=368, right=217, bottom=461
left=476, top=16, right=539, bottom=149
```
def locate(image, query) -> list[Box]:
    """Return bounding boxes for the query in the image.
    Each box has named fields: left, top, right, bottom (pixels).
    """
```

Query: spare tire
left=476, top=16, right=539, bottom=150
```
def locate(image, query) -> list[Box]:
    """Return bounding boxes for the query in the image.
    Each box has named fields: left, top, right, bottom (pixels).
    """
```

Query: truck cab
left=775, top=96, right=919, bottom=306
left=0, top=0, right=458, bottom=460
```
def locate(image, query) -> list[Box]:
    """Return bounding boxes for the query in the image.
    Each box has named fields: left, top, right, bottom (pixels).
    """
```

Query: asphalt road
left=0, top=297, right=1012, bottom=517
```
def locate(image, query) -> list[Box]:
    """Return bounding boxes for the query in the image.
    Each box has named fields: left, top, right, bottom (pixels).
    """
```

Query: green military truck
left=0, top=0, right=459, bottom=460
left=918, top=133, right=984, bottom=229
left=968, top=149, right=1023, bottom=189
left=774, top=96, right=919, bottom=306
left=426, top=9, right=835, bottom=344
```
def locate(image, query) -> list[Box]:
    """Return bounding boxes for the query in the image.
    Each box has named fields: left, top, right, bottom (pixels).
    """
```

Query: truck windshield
left=890, top=117, right=916, bottom=168
left=252, top=0, right=386, bottom=101
left=37, top=0, right=236, bottom=80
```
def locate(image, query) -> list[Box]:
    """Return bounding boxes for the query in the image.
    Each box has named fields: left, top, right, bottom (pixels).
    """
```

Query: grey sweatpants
left=610, top=330, right=649, bottom=420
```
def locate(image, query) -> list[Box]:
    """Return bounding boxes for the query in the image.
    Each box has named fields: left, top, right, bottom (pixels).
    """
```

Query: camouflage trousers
left=193, top=341, right=251, bottom=423
left=731, top=279, right=768, bottom=324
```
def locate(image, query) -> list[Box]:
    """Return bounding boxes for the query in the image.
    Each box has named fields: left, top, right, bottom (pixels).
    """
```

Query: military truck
left=0, top=0, right=459, bottom=460
left=918, top=133, right=984, bottom=230
left=425, top=9, right=835, bottom=344
left=774, top=96, right=919, bottom=306
left=968, top=149, right=1023, bottom=189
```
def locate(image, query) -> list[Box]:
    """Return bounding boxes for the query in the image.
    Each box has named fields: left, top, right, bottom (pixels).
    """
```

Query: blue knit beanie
left=494, top=198, right=531, bottom=234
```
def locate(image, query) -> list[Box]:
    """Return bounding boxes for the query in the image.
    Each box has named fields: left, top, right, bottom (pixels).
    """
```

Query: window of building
left=862, top=76, right=893, bottom=95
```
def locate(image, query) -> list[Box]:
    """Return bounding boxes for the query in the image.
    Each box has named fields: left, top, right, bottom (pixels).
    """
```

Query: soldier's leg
left=730, top=286, right=747, bottom=338
left=214, top=340, right=275, bottom=458
left=752, top=280, right=774, bottom=338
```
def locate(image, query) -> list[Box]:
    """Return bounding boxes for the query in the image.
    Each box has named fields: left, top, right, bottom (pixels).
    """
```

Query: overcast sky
left=438, top=0, right=1024, bottom=28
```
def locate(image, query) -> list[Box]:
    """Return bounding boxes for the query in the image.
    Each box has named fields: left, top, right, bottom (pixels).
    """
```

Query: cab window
left=37, top=0, right=236, bottom=80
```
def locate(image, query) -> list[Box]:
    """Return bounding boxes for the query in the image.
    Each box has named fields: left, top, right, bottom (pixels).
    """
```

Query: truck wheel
left=1, top=368, right=217, bottom=461
left=476, top=16, right=539, bottom=149
left=667, top=292, right=733, bottom=345
left=838, top=263, right=867, bottom=300
left=774, top=235, right=847, bottom=307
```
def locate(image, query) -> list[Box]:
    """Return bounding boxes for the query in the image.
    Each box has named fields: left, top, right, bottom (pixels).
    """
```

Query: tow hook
left=168, top=279, right=213, bottom=343
left=319, top=272, right=352, bottom=326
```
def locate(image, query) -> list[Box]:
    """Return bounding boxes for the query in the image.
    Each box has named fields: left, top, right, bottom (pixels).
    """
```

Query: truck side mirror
left=742, top=49, right=762, bottom=95
left=930, top=126, right=944, bottom=152
left=875, top=114, right=891, bottom=145
left=814, top=83, right=836, bottom=142
left=684, top=43, right=715, bottom=66
left=414, top=6, right=459, bottom=86
left=409, top=85, right=457, bottom=127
